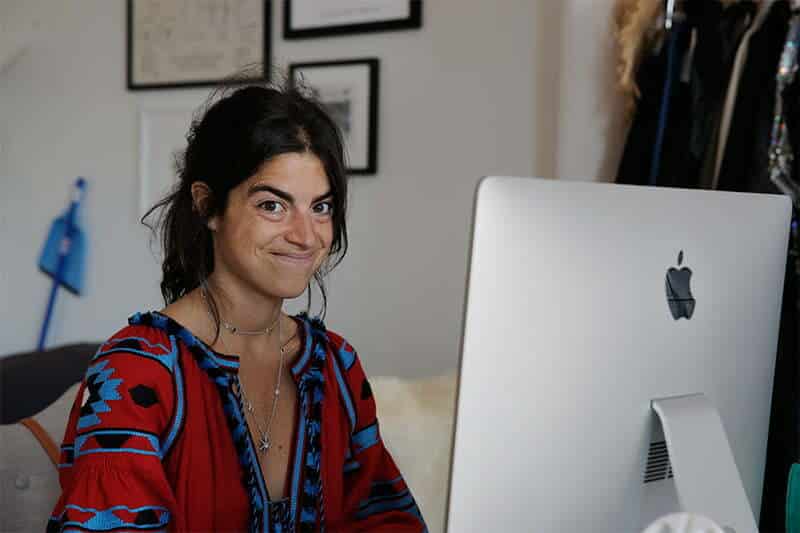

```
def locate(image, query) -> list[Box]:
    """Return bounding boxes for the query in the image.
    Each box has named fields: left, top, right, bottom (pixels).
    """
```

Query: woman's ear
left=190, top=181, right=218, bottom=231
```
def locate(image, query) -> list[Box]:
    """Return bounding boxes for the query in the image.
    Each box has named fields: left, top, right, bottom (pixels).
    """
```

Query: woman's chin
left=273, top=280, right=313, bottom=300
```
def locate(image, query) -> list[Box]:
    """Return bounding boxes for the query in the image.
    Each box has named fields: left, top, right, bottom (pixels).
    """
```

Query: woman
left=49, top=83, right=426, bottom=532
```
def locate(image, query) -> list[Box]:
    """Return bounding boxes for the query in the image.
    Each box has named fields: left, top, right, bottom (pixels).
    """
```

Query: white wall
left=556, top=0, right=628, bottom=183
left=0, top=0, right=623, bottom=377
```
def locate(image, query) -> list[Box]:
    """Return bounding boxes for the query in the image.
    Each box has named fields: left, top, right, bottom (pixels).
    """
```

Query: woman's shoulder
left=91, top=311, right=186, bottom=377
left=64, top=313, right=181, bottom=459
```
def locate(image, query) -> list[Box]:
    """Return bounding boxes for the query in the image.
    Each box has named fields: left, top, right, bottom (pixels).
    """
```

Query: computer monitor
left=445, top=177, right=791, bottom=532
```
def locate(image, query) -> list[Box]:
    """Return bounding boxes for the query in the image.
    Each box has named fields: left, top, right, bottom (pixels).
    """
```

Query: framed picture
left=290, top=59, right=379, bottom=175
left=284, top=0, right=421, bottom=39
left=138, top=104, right=197, bottom=218
left=127, top=0, right=270, bottom=90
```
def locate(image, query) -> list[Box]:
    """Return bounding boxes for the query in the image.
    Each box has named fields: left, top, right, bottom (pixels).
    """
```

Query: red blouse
left=48, top=311, right=426, bottom=532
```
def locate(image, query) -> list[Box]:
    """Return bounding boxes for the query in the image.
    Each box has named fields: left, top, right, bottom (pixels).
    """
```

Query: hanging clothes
left=616, top=18, right=694, bottom=187
left=768, top=14, right=800, bottom=203
left=712, top=0, right=777, bottom=187
left=691, top=0, right=757, bottom=188
left=616, top=0, right=755, bottom=188
left=648, top=19, right=690, bottom=185
left=716, top=1, right=790, bottom=194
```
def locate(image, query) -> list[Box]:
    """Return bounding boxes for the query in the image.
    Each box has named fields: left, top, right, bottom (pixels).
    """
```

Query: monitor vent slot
left=643, top=440, right=674, bottom=483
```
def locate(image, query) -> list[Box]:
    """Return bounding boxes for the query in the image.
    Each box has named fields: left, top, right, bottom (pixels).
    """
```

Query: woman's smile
left=270, top=251, right=316, bottom=267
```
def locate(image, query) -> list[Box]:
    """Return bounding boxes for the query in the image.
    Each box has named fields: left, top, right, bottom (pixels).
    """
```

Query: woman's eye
left=313, top=202, right=334, bottom=216
left=259, top=200, right=285, bottom=214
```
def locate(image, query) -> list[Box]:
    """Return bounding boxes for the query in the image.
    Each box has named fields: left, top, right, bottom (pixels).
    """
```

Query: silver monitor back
left=446, top=176, right=791, bottom=532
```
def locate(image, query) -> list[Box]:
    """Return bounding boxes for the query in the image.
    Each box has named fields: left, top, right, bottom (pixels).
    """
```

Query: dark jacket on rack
left=716, top=1, right=789, bottom=195
left=616, top=0, right=755, bottom=188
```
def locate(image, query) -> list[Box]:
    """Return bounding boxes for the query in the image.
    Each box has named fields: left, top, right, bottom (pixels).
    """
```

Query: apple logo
left=665, top=250, right=695, bottom=320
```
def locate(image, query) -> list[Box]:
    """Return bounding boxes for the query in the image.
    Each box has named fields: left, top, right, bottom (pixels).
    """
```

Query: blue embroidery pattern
left=77, top=360, right=123, bottom=430
left=297, top=315, right=327, bottom=532
left=48, top=504, right=169, bottom=532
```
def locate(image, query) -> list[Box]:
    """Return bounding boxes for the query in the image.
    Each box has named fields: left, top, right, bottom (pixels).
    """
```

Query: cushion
left=371, top=372, right=458, bottom=533
left=0, top=382, right=80, bottom=532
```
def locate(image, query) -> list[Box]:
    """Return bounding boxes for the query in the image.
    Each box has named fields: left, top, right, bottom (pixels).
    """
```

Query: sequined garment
left=769, top=12, right=800, bottom=201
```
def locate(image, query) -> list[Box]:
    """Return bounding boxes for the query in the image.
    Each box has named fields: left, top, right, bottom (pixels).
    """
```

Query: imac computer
left=445, top=177, right=791, bottom=532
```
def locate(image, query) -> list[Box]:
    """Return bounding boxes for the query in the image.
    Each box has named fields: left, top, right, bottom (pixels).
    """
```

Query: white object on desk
left=642, top=512, right=725, bottom=533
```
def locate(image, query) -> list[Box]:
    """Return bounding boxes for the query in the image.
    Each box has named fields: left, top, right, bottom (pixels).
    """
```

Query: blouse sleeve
left=48, top=332, right=179, bottom=532
left=336, top=343, right=427, bottom=532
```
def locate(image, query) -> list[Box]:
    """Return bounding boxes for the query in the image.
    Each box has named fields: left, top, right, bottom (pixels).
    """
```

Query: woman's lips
left=271, top=252, right=315, bottom=266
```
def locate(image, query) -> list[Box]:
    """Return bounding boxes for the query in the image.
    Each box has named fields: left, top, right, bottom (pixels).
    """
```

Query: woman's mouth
left=271, top=252, right=315, bottom=267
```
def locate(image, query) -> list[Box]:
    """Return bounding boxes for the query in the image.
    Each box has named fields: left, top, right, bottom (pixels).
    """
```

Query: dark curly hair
left=142, top=79, right=349, bottom=338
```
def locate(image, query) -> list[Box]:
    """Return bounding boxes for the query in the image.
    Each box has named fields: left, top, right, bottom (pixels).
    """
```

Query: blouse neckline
left=128, top=310, right=317, bottom=383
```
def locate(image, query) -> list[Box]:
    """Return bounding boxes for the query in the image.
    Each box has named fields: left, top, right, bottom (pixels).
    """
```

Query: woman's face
left=207, top=151, right=335, bottom=300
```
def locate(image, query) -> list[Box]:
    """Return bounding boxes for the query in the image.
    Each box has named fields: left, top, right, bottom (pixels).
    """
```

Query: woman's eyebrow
left=248, top=184, right=332, bottom=204
left=312, top=191, right=334, bottom=203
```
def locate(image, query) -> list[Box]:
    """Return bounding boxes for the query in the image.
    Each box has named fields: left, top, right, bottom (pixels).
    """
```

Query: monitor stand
left=649, top=393, right=757, bottom=533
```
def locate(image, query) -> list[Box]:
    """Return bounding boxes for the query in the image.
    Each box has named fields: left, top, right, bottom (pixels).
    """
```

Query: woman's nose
left=286, top=211, right=316, bottom=247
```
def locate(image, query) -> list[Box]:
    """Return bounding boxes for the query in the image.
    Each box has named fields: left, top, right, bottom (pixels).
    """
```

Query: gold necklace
left=200, top=287, right=280, bottom=336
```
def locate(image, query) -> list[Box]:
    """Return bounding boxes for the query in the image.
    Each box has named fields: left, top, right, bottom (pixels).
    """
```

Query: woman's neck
left=195, top=274, right=291, bottom=363
left=204, top=273, right=283, bottom=333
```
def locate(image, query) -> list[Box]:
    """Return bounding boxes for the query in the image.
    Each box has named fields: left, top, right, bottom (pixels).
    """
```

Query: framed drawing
left=290, top=59, right=379, bottom=175
left=127, top=0, right=270, bottom=90
left=284, top=0, right=421, bottom=39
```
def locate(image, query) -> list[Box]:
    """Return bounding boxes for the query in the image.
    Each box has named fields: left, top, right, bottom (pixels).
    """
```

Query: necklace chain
left=200, top=288, right=280, bottom=336
left=235, top=323, right=285, bottom=455
left=199, top=286, right=289, bottom=455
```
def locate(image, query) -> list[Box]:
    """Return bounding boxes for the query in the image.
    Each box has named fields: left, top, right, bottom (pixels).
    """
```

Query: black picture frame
left=127, top=0, right=271, bottom=90
left=290, top=59, right=379, bottom=175
left=284, top=1, right=421, bottom=40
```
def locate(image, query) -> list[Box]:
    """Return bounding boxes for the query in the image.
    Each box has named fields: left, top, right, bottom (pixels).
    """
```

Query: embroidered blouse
left=48, top=311, right=426, bottom=532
